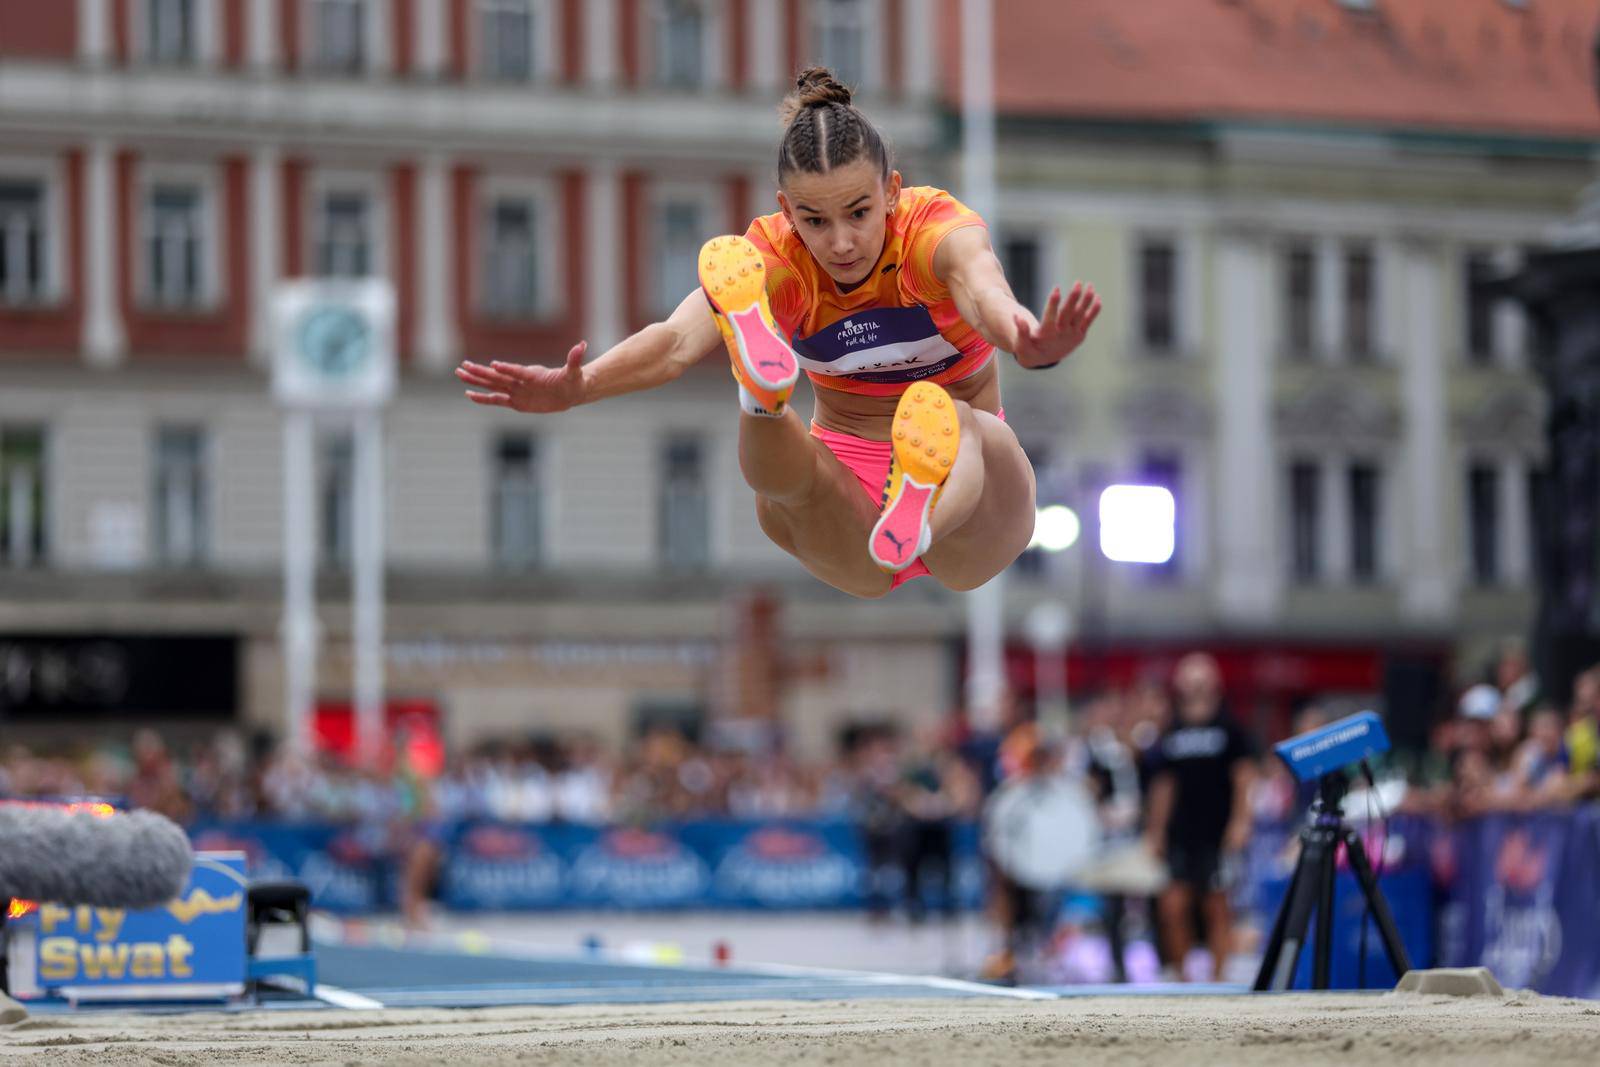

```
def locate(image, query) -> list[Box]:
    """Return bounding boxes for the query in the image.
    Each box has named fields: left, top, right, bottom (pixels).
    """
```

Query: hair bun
left=796, top=67, right=853, bottom=108
left=779, top=66, right=853, bottom=124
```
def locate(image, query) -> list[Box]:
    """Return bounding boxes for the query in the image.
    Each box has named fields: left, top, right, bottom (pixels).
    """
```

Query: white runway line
left=314, top=985, right=386, bottom=1010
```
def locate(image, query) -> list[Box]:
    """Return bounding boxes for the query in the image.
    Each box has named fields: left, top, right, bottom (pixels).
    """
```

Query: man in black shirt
left=1142, top=652, right=1257, bottom=981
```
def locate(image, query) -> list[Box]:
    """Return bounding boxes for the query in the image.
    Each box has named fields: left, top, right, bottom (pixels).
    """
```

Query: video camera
left=1273, top=710, right=1390, bottom=784
left=1254, top=710, right=1408, bottom=991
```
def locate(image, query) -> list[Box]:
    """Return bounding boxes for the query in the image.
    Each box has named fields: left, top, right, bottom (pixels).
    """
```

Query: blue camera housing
left=1274, top=710, right=1390, bottom=784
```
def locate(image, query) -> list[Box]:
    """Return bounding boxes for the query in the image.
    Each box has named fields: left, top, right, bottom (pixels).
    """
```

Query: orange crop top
left=742, top=186, right=993, bottom=397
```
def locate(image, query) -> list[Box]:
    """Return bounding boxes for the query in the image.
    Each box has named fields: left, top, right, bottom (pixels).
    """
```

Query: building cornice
left=0, top=63, right=940, bottom=163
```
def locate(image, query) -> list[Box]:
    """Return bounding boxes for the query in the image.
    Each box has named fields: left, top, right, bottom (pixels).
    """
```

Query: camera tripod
left=1253, top=771, right=1410, bottom=991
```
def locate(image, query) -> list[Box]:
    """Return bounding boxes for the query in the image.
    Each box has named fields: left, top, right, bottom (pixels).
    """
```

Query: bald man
left=1142, top=652, right=1258, bottom=981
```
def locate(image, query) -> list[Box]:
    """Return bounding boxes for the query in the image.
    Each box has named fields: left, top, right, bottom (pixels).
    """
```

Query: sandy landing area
left=3, top=991, right=1598, bottom=1066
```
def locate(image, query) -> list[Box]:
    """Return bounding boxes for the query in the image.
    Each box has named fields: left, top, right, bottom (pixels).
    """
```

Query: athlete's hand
left=1011, top=282, right=1101, bottom=369
left=456, top=341, right=588, bottom=413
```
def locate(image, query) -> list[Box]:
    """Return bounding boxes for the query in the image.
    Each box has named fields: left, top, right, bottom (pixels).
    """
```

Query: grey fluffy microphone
left=0, top=805, right=193, bottom=909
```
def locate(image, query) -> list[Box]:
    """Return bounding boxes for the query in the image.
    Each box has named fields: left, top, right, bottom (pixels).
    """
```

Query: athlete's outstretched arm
left=456, top=289, right=721, bottom=412
left=933, top=225, right=1101, bottom=369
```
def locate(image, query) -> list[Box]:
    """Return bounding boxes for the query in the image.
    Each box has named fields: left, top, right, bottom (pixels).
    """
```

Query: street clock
left=272, top=279, right=396, bottom=410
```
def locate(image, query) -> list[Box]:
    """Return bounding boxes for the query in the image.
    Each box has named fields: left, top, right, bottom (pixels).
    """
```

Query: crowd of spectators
left=4, top=639, right=1597, bottom=834
left=0, top=723, right=861, bottom=829
left=1403, top=644, right=1600, bottom=818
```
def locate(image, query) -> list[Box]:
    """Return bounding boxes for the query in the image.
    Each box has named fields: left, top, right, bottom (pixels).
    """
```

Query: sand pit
left=2, top=991, right=1598, bottom=1066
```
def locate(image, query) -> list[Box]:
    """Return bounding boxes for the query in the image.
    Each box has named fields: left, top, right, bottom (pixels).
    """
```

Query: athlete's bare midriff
left=808, top=359, right=1001, bottom=440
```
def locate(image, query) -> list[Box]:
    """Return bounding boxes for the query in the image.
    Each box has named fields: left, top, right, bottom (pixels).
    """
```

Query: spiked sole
left=698, top=236, right=798, bottom=411
left=869, top=381, right=960, bottom=573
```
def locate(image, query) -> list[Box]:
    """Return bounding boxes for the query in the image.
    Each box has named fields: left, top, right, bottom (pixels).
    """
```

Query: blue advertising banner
left=565, top=826, right=712, bottom=909
left=440, top=822, right=568, bottom=910
left=11, top=852, right=248, bottom=1001
left=427, top=819, right=989, bottom=913
left=685, top=821, right=864, bottom=909
left=177, top=804, right=1600, bottom=1000
left=1440, top=807, right=1600, bottom=998
left=189, top=823, right=390, bottom=914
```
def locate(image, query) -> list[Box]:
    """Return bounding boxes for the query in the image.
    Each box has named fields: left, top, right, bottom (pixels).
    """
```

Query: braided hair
left=777, top=67, right=892, bottom=182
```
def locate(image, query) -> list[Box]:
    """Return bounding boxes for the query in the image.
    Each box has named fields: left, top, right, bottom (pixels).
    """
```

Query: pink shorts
left=810, top=407, right=1004, bottom=589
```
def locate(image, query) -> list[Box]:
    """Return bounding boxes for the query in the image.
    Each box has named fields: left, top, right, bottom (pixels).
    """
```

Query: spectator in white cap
left=1457, top=683, right=1501, bottom=722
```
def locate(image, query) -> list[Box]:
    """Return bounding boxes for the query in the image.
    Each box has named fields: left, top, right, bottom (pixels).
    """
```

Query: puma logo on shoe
left=881, top=529, right=909, bottom=559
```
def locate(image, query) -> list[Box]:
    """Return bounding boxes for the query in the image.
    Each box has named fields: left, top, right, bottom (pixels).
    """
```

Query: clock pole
left=273, top=279, right=397, bottom=768
left=282, top=407, right=318, bottom=761
left=352, top=406, right=386, bottom=770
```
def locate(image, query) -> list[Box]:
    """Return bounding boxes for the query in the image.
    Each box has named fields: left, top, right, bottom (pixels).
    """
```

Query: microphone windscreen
left=0, top=805, right=194, bottom=909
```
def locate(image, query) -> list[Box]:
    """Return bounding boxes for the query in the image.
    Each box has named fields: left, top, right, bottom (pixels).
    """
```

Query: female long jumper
left=458, top=68, right=1101, bottom=598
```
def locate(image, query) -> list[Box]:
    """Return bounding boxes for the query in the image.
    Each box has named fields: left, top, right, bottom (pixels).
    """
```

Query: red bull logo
left=1494, top=830, right=1549, bottom=896
left=744, top=828, right=825, bottom=861
left=325, top=832, right=373, bottom=866
left=601, top=827, right=679, bottom=859
left=463, top=825, right=540, bottom=860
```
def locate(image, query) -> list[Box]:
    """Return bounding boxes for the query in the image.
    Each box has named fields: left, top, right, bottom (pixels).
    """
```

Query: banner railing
left=186, top=803, right=1600, bottom=997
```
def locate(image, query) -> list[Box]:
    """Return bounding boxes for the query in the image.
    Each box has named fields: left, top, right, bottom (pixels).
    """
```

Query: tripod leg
left=1313, top=829, right=1338, bottom=990
left=1255, top=831, right=1327, bottom=991
left=1252, top=846, right=1305, bottom=991
left=1343, top=829, right=1412, bottom=979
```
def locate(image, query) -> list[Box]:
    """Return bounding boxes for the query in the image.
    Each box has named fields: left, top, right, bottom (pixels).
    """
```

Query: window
left=493, top=433, right=542, bottom=569
left=0, top=426, right=47, bottom=569
left=1289, top=460, right=1320, bottom=584
left=1284, top=241, right=1315, bottom=356
left=659, top=436, right=708, bottom=570
left=999, top=233, right=1041, bottom=315
left=1140, top=451, right=1182, bottom=579
left=1349, top=462, right=1381, bottom=583
left=1344, top=243, right=1374, bottom=360
left=315, top=190, right=373, bottom=278
left=1138, top=238, right=1176, bottom=352
left=145, top=184, right=204, bottom=309
left=1468, top=463, right=1500, bottom=586
left=812, top=0, right=868, bottom=88
left=655, top=196, right=708, bottom=315
left=312, top=0, right=367, bottom=74
left=1464, top=249, right=1496, bottom=363
left=479, top=0, right=539, bottom=81
left=318, top=430, right=354, bottom=570
left=654, top=0, right=708, bottom=89
left=0, top=179, right=47, bottom=307
left=483, top=195, right=544, bottom=319
left=144, top=0, right=196, bottom=63
left=153, top=426, right=207, bottom=567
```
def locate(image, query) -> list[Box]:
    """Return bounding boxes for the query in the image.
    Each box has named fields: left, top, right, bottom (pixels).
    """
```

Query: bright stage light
left=1099, top=485, right=1175, bottom=564
left=1029, top=505, right=1080, bottom=553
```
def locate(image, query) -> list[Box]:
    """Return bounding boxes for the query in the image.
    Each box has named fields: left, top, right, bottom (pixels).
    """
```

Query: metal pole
left=282, top=408, right=317, bottom=759
left=960, top=0, right=1006, bottom=730
left=352, top=408, right=386, bottom=770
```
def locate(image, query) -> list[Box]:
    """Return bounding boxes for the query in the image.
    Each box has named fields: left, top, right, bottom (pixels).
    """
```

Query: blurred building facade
left=0, top=0, right=1596, bottom=755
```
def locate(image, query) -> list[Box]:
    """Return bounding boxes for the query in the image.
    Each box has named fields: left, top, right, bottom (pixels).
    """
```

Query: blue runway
left=310, top=940, right=1054, bottom=1008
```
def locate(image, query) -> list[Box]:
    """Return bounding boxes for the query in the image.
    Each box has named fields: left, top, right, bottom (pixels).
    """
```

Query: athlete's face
left=778, top=160, right=903, bottom=287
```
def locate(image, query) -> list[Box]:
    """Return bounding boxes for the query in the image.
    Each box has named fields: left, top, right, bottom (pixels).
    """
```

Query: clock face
left=297, top=306, right=371, bottom=378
